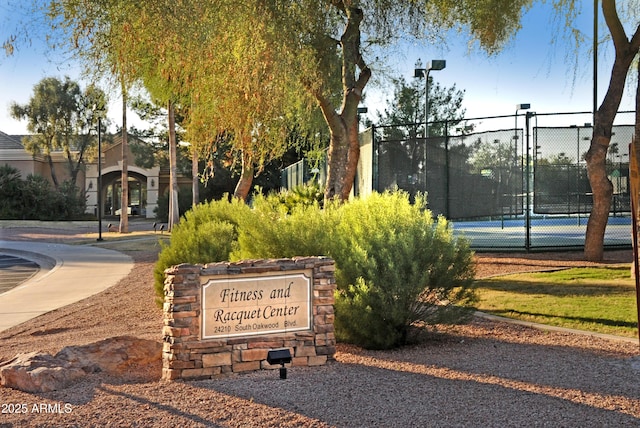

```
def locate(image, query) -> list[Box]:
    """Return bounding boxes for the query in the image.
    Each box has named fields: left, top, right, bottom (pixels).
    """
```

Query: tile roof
left=0, top=131, right=25, bottom=150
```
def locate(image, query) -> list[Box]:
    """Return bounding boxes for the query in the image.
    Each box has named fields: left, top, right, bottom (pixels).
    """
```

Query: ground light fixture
left=267, top=348, right=292, bottom=379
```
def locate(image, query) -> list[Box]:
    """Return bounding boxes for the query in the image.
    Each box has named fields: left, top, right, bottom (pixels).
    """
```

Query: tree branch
left=629, top=24, right=640, bottom=53
left=602, top=0, right=628, bottom=53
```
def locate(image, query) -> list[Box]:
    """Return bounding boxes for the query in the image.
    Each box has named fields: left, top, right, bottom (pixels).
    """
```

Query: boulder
left=0, top=336, right=162, bottom=393
left=56, top=336, right=162, bottom=373
left=0, top=351, right=85, bottom=393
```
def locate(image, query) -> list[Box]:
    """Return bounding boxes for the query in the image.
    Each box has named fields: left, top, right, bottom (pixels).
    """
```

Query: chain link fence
left=282, top=111, right=633, bottom=250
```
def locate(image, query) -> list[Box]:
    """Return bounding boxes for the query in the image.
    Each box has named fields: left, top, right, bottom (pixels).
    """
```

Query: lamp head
left=516, top=103, right=531, bottom=110
left=427, top=60, right=446, bottom=71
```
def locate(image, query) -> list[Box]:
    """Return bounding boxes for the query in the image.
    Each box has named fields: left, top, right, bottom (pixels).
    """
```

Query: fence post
left=524, top=111, right=533, bottom=251
left=629, top=139, right=640, bottom=348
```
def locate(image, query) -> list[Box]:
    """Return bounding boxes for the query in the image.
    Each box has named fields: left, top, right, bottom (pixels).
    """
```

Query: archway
left=102, top=171, right=148, bottom=217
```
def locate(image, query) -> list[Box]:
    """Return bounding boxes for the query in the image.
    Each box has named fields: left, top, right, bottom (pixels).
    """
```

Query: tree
left=265, top=0, right=534, bottom=202
left=119, top=86, right=129, bottom=233
left=378, top=71, right=467, bottom=136
left=110, top=1, right=311, bottom=202
left=41, top=0, right=143, bottom=232
left=10, top=76, right=106, bottom=189
left=129, top=94, right=189, bottom=227
left=377, top=71, right=467, bottom=161
left=583, top=0, right=639, bottom=261
left=375, top=71, right=468, bottom=199
left=39, top=0, right=533, bottom=203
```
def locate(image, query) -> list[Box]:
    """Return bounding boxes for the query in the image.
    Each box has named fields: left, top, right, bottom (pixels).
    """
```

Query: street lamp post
left=514, top=104, right=530, bottom=217
left=97, top=115, right=103, bottom=242
left=415, top=60, right=446, bottom=139
left=415, top=59, right=446, bottom=193
left=525, top=110, right=534, bottom=250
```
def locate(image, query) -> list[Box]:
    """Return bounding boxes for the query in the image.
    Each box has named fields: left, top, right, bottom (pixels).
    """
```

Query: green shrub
left=55, top=181, right=87, bottom=220
left=264, top=182, right=324, bottom=213
left=329, top=192, right=476, bottom=349
left=0, top=165, right=23, bottom=219
left=0, top=166, right=86, bottom=220
left=236, top=190, right=476, bottom=349
left=153, top=189, right=476, bottom=349
left=21, top=174, right=55, bottom=219
left=153, top=197, right=251, bottom=303
left=232, top=191, right=334, bottom=260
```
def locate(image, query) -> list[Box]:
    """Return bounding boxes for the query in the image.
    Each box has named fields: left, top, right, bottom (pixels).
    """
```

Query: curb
left=474, top=311, right=639, bottom=344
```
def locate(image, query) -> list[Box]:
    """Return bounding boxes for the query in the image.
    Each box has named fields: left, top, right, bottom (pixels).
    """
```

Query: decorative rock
left=0, top=352, right=85, bottom=393
left=56, top=336, right=162, bottom=373
left=0, top=336, right=162, bottom=393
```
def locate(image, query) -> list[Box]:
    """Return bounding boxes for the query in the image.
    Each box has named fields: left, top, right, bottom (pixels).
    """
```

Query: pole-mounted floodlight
left=267, top=348, right=292, bottom=379
left=414, top=59, right=446, bottom=194
left=514, top=104, right=535, bottom=248
left=427, top=59, right=446, bottom=71
left=414, top=60, right=447, bottom=139
left=514, top=103, right=531, bottom=144
left=514, top=104, right=531, bottom=141
left=510, top=103, right=531, bottom=223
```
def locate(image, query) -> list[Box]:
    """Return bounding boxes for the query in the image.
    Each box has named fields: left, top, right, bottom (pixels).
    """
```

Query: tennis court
left=452, top=215, right=631, bottom=250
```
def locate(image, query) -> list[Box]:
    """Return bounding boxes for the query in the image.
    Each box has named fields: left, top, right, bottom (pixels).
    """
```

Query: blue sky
left=0, top=1, right=636, bottom=136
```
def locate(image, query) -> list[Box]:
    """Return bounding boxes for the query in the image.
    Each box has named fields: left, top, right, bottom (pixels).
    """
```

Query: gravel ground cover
left=0, top=224, right=638, bottom=427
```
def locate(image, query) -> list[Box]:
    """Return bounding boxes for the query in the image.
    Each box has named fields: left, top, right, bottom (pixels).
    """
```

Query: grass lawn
left=472, top=266, right=639, bottom=338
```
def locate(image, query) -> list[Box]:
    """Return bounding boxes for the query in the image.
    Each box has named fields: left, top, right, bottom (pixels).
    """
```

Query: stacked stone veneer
left=162, top=257, right=336, bottom=381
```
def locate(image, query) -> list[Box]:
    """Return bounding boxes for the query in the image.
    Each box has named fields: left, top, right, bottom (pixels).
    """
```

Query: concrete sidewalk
left=0, top=240, right=133, bottom=332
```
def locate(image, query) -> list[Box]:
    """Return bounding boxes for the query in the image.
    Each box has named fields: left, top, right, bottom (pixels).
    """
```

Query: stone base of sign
left=162, top=257, right=336, bottom=381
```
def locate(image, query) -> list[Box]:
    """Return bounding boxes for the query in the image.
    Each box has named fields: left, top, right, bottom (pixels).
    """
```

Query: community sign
left=201, top=270, right=312, bottom=339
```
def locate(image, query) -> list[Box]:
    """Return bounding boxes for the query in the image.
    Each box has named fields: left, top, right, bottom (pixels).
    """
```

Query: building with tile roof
left=0, top=130, right=182, bottom=219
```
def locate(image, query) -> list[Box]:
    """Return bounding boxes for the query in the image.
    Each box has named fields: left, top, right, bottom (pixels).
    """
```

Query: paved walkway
left=0, top=240, right=133, bottom=332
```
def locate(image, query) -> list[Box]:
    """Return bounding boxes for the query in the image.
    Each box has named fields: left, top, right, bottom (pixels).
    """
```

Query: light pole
left=415, top=59, right=446, bottom=192
left=97, top=114, right=104, bottom=242
left=525, top=110, right=534, bottom=250
left=514, top=103, right=530, bottom=217
left=415, top=60, right=446, bottom=139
